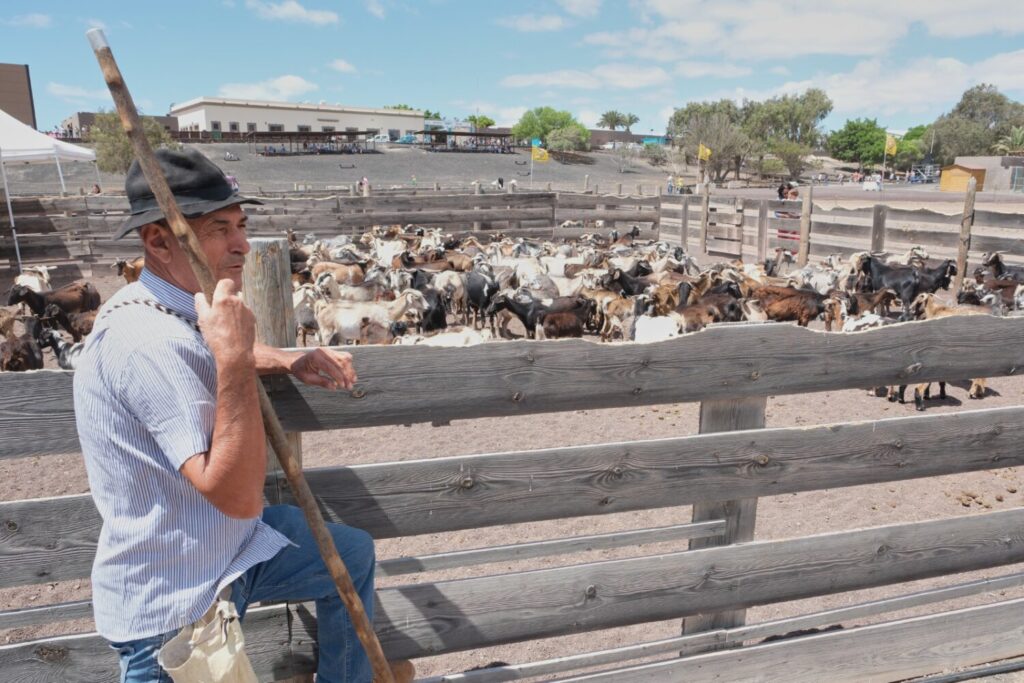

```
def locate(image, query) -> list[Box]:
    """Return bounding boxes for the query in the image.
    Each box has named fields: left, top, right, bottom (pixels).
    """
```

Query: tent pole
left=0, top=148, right=23, bottom=272
left=54, top=152, right=67, bottom=194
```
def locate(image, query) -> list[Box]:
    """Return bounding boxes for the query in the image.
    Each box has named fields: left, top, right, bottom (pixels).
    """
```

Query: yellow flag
left=531, top=146, right=549, bottom=162
left=885, top=134, right=898, bottom=155
left=698, top=143, right=711, bottom=161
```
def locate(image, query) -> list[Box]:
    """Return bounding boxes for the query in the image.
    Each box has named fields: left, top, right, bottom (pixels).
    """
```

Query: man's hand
left=289, top=347, right=357, bottom=390
left=195, top=279, right=256, bottom=370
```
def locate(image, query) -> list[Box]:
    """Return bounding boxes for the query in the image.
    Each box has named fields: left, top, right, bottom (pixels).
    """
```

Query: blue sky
left=5, top=0, right=1024, bottom=136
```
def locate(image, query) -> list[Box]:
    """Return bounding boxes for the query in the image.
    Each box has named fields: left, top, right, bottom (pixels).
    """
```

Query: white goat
left=633, top=315, right=679, bottom=343
left=315, top=289, right=428, bottom=345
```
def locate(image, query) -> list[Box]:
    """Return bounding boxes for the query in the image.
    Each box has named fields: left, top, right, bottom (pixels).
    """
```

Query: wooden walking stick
left=86, top=28, right=396, bottom=683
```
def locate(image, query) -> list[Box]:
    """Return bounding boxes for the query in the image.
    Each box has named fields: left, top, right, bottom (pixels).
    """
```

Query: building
left=939, top=163, right=986, bottom=193
left=953, top=156, right=1024, bottom=192
left=0, top=63, right=36, bottom=129
left=169, top=97, right=424, bottom=140
left=60, top=112, right=179, bottom=138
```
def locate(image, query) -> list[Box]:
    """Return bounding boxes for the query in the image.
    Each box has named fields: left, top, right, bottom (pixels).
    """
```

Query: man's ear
left=139, top=223, right=174, bottom=264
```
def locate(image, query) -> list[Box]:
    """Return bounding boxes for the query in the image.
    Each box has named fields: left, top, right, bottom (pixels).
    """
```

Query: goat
left=633, top=314, right=680, bottom=342
left=1, top=317, right=44, bottom=371
left=982, top=252, right=1024, bottom=282
left=537, top=311, right=585, bottom=339
left=38, top=328, right=84, bottom=370
left=293, top=284, right=322, bottom=346
left=112, top=257, right=145, bottom=284
left=315, top=289, right=428, bottom=346
left=0, top=308, right=16, bottom=338
left=7, top=282, right=101, bottom=317
left=41, top=303, right=96, bottom=342
left=893, top=293, right=990, bottom=410
left=310, top=260, right=366, bottom=285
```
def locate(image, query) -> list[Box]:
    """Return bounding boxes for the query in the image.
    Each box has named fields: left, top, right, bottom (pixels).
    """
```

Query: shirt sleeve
left=119, top=336, right=217, bottom=471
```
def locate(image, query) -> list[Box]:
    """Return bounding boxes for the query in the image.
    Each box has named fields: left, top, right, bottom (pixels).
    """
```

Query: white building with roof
left=169, top=97, right=425, bottom=139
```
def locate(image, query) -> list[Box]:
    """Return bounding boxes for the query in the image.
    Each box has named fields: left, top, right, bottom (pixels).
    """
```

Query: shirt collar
left=138, top=268, right=199, bottom=323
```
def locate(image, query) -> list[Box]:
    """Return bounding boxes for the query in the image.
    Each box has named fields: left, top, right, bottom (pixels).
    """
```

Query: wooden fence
left=660, top=190, right=1024, bottom=270
left=0, top=190, right=661, bottom=282
left=2, top=236, right=1024, bottom=680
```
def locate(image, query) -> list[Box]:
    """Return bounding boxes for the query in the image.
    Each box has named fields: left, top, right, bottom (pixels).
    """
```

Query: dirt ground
left=3, top=270, right=1024, bottom=681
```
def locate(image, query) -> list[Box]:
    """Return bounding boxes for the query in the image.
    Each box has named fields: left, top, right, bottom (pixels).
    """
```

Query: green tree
left=466, top=115, right=495, bottom=130
left=385, top=104, right=415, bottom=110
left=667, top=99, right=742, bottom=139
left=893, top=138, right=925, bottom=171
left=642, top=143, right=667, bottom=166
left=511, top=107, right=589, bottom=147
left=929, top=115, right=992, bottom=165
left=742, top=88, right=833, bottom=147
left=769, top=138, right=812, bottom=178
left=992, top=126, right=1024, bottom=155
left=423, top=109, right=442, bottom=119
left=86, top=110, right=178, bottom=174
left=546, top=125, right=588, bottom=151
left=623, top=113, right=639, bottom=133
left=950, top=84, right=1024, bottom=132
left=680, top=113, right=753, bottom=182
left=597, top=110, right=625, bottom=130
left=828, top=118, right=886, bottom=166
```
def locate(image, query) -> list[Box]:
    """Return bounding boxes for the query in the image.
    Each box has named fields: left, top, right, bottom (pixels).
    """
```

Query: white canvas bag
left=158, top=591, right=257, bottom=683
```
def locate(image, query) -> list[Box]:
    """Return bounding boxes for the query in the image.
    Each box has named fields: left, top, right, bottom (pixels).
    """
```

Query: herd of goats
left=2, top=223, right=1023, bottom=411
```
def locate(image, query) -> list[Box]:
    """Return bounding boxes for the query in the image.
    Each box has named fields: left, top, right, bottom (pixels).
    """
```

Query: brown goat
left=7, top=282, right=101, bottom=317
left=311, top=261, right=365, bottom=285
left=0, top=317, right=44, bottom=371
left=42, top=303, right=96, bottom=343
left=672, top=304, right=716, bottom=333
left=538, top=311, right=585, bottom=339
left=112, top=257, right=145, bottom=284
left=759, top=290, right=831, bottom=328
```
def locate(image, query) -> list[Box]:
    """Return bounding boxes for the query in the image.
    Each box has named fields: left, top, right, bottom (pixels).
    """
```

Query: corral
left=3, top=185, right=1024, bottom=681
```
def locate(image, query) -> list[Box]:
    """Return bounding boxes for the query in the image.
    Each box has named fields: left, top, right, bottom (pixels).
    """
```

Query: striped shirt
left=73, top=268, right=291, bottom=643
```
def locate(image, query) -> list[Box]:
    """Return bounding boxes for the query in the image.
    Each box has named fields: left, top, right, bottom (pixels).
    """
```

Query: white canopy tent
left=0, top=107, right=98, bottom=271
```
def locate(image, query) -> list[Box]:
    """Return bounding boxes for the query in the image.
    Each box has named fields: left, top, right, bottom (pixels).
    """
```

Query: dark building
left=0, top=63, right=36, bottom=129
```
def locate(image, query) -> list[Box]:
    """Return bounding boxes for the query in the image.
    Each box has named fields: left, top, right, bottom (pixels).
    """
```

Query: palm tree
left=624, top=113, right=640, bottom=134
left=992, top=126, right=1024, bottom=155
left=597, top=111, right=625, bottom=130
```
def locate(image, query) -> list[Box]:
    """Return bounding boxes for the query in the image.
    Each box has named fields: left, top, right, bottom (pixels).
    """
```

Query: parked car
left=369, top=133, right=391, bottom=143
left=396, top=134, right=417, bottom=144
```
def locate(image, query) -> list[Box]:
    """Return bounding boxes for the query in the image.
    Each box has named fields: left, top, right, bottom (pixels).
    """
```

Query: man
left=74, top=148, right=397, bottom=682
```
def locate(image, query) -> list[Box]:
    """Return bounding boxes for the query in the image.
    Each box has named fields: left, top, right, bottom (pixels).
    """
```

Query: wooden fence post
left=871, top=204, right=887, bottom=254
left=734, top=197, right=745, bottom=260
left=681, top=196, right=690, bottom=250
left=583, top=174, right=590, bottom=193
left=757, top=200, right=769, bottom=263
left=617, top=182, right=623, bottom=195
left=362, top=181, right=371, bottom=198
left=653, top=192, right=662, bottom=241
left=682, top=396, right=767, bottom=650
left=507, top=183, right=520, bottom=232
left=636, top=183, right=642, bottom=196
left=956, top=176, right=977, bottom=292
left=699, top=183, right=711, bottom=254
left=472, top=182, right=482, bottom=232
left=349, top=184, right=356, bottom=197
left=797, top=185, right=812, bottom=266
left=242, top=237, right=312, bottom=683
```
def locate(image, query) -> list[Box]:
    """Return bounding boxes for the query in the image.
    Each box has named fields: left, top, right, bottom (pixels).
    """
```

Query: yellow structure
left=940, top=164, right=986, bottom=192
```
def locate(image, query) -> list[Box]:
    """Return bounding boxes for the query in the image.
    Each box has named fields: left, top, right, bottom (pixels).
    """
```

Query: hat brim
left=115, top=194, right=263, bottom=240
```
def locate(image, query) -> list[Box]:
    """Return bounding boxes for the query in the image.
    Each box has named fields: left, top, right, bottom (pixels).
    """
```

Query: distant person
left=91, top=184, right=102, bottom=195
left=666, top=174, right=674, bottom=194
left=786, top=183, right=799, bottom=200
left=497, top=176, right=504, bottom=190
left=777, top=182, right=788, bottom=200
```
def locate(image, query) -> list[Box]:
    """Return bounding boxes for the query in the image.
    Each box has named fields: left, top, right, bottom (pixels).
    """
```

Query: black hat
left=116, top=148, right=261, bottom=239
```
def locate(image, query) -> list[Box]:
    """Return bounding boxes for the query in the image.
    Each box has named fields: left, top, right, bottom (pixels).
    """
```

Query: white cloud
left=244, top=0, right=338, bottom=25
left=502, top=70, right=601, bottom=89
left=577, top=109, right=601, bottom=127
left=218, top=74, right=318, bottom=100
left=495, top=106, right=528, bottom=127
left=497, top=14, right=567, bottom=32
left=557, top=0, right=601, bottom=18
left=328, top=59, right=357, bottom=73
left=86, top=18, right=107, bottom=31
left=501, top=64, right=669, bottom=90
left=700, top=49, right=1024, bottom=123
left=366, top=0, right=385, bottom=19
left=769, top=65, right=790, bottom=76
left=675, top=61, right=751, bottom=78
left=47, top=82, right=111, bottom=104
left=5, top=13, right=51, bottom=28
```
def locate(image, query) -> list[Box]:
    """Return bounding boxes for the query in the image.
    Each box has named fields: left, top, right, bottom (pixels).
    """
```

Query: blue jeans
left=110, top=505, right=377, bottom=683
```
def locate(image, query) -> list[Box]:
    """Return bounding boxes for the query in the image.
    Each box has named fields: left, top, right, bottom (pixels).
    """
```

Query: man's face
left=140, top=204, right=250, bottom=293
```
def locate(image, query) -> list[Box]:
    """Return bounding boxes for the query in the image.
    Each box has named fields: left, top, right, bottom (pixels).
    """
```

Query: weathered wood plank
left=556, top=194, right=660, bottom=209
left=3, top=316, right=1024, bottom=460
left=972, top=209, right=1024, bottom=231
left=336, top=192, right=556, bottom=213
left=809, top=220, right=872, bottom=241
left=553, top=209, right=659, bottom=223
left=7, top=509, right=1024, bottom=677
left=6, top=404, right=1024, bottom=588
left=420, top=570, right=1024, bottom=682
left=556, top=597, right=1024, bottom=682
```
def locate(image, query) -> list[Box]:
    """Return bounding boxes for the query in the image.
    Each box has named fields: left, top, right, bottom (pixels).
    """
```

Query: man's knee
left=330, top=523, right=375, bottom=581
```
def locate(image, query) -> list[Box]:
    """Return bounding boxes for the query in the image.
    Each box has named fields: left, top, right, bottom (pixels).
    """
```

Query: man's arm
left=254, top=343, right=357, bottom=390
left=179, top=281, right=266, bottom=519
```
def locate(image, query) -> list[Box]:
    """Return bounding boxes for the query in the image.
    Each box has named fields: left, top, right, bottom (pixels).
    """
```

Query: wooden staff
left=86, top=28, right=395, bottom=683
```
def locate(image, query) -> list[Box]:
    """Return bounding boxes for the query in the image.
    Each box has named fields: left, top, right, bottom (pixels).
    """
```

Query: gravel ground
left=2, top=268, right=1024, bottom=680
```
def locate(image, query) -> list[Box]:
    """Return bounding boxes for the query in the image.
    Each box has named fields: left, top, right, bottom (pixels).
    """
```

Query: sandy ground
left=4, top=270, right=1024, bottom=681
